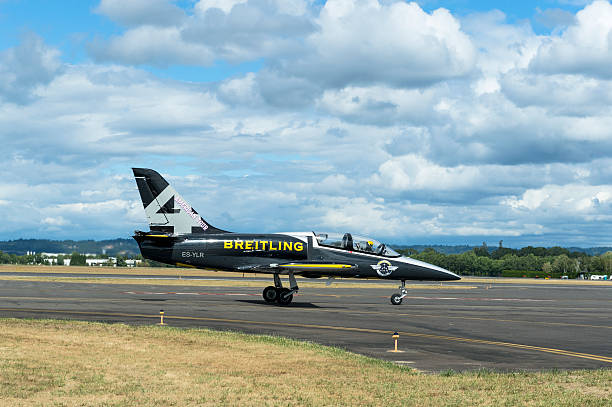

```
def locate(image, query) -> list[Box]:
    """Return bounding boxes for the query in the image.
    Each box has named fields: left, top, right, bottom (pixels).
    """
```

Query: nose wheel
left=262, top=272, right=299, bottom=305
left=390, top=280, right=408, bottom=305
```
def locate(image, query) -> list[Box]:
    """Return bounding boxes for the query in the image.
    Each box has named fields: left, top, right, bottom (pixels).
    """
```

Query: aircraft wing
left=238, top=262, right=357, bottom=274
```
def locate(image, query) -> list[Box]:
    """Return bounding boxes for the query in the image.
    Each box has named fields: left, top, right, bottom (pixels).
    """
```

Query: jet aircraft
left=132, top=168, right=460, bottom=305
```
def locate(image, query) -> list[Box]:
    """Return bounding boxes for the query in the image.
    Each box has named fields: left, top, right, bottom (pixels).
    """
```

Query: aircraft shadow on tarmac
left=236, top=299, right=321, bottom=308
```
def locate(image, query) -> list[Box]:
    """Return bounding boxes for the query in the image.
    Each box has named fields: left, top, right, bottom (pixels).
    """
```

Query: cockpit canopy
left=315, top=232, right=401, bottom=258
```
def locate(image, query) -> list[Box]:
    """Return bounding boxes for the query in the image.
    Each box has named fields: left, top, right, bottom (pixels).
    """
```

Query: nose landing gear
left=262, top=272, right=299, bottom=305
left=390, top=280, right=408, bottom=305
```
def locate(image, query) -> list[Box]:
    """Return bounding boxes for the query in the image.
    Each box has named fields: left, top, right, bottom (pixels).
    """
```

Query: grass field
left=0, top=275, right=477, bottom=290
left=3, top=265, right=610, bottom=286
left=0, top=319, right=610, bottom=406
left=4, top=264, right=612, bottom=290
left=0, top=265, right=476, bottom=290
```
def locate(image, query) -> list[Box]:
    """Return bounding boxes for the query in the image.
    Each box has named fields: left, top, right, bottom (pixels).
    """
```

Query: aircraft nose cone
left=403, top=257, right=461, bottom=280
left=442, top=270, right=461, bottom=281
left=429, top=266, right=460, bottom=281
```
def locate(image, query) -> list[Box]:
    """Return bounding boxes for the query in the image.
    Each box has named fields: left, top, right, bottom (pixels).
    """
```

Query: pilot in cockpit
left=356, top=240, right=374, bottom=252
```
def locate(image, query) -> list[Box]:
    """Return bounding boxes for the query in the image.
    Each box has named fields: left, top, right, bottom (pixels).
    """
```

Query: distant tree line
left=398, top=243, right=612, bottom=278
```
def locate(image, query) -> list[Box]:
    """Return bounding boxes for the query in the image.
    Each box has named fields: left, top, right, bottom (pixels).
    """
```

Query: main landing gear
left=263, top=272, right=299, bottom=305
left=390, top=280, right=408, bottom=305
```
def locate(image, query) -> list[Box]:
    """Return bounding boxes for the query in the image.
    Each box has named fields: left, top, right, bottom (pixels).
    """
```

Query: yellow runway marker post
left=387, top=332, right=404, bottom=353
left=158, top=309, right=166, bottom=326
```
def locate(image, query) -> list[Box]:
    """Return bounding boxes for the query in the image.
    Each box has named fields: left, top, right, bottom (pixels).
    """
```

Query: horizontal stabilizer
left=133, top=230, right=182, bottom=247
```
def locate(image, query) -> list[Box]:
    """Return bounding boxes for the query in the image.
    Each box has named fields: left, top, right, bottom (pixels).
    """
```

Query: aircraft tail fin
left=132, top=168, right=228, bottom=235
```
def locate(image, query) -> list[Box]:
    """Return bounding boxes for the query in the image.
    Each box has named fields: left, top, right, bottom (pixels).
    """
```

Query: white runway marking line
left=404, top=296, right=554, bottom=302
left=123, top=291, right=258, bottom=296
left=122, top=291, right=552, bottom=303
left=0, top=274, right=270, bottom=282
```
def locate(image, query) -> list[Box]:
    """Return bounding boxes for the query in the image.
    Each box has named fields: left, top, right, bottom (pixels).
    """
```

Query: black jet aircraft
left=132, top=168, right=460, bottom=305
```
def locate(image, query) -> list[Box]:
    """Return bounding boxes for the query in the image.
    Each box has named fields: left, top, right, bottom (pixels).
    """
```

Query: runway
left=0, top=273, right=610, bottom=372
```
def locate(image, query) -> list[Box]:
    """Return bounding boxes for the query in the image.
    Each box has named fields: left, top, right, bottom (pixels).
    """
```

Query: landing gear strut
left=390, top=280, right=408, bottom=305
left=262, top=272, right=299, bottom=305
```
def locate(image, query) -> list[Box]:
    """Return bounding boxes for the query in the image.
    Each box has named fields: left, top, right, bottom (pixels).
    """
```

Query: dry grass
left=0, top=265, right=475, bottom=289
left=0, top=264, right=232, bottom=277
left=4, top=265, right=610, bottom=286
left=0, top=319, right=610, bottom=407
left=0, top=265, right=237, bottom=277
left=456, top=276, right=612, bottom=286
left=0, top=275, right=476, bottom=290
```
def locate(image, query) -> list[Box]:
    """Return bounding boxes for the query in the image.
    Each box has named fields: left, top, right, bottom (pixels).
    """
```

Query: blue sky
left=1, top=0, right=611, bottom=247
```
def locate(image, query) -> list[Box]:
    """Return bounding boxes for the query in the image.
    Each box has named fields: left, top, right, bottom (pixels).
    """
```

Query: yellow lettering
left=224, top=241, right=233, bottom=249
left=294, top=242, right=304, bottom=251
left=283, top=241, right=292, bottom=251
left=245, top=241, right=253, bottom=250
left=270, top=241, right=278, bottom=250
left=235, top=240, right=244, bottom=249
left=260, top=241, right=268, bottom=250
left=255, top=240, right=259, bottom=250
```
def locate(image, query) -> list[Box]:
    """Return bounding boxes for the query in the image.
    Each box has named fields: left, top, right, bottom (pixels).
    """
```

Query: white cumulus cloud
left=0, top=33, right=62, bottom=104
left=530, top=0, right=612, bottom=78
left=287, top=0, right=476, bottom=88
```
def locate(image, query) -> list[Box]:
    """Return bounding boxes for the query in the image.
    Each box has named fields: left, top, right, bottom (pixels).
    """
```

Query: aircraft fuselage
left=134, top=232, right=459, bottom=282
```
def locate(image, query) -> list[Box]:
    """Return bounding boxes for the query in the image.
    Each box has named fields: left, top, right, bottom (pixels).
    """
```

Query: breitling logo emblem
left=371, top=260, right=397, bottom=277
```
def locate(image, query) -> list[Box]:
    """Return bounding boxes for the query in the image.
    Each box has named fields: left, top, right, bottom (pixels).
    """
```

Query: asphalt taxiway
left=0, top=273, right=610, bottom=372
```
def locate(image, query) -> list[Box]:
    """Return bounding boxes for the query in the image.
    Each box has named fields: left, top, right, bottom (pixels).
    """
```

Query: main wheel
left=390, top=293, right=403, bottom=305
left=277, top=288, right=293, bottom=305
left=263, top=286, right=279, bottom=303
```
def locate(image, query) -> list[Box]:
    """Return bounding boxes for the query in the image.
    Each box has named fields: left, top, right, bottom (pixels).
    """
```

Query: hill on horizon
left=0, top=238, right=140, bottom=256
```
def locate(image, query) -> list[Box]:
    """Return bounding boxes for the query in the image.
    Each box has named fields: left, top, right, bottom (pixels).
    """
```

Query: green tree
left=542, top=262, right=552, bottom=275
left=601, top=252, right=612, bottom=274
left=516, top=254, right=542, bottom=271
left=491, top=247, right=516, bottom=260
left=586, top=256, right=603, bottom=273
left=473, top=242, right=490, bottom=257
left=70, top=252, right=87, bottom=266
left=35, top=253, right=45, bottom=265
left=552, top=255, right=575, bottom=277
left=19, top=254, right=31, bottom=265
left=548, top=247, right=570, bottom=257
left=518, top=246, right=548, bottom=257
